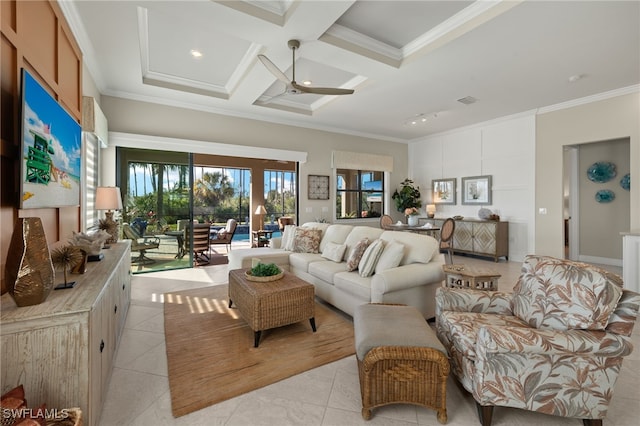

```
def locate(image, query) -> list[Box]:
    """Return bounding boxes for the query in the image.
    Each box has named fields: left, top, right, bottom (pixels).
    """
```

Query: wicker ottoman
left=354, top=304, right=450, bottom=423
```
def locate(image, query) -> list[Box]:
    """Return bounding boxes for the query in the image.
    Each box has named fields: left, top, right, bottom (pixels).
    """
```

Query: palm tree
left=194, top=171, right=235, bottom=218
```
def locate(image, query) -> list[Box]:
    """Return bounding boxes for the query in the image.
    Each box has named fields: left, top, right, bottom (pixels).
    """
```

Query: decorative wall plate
left=308, top=175, right=329, bottom=200
left=595, top=189, right=615, bottom=203
left=587, top=161, right=617, bottom=183
left=620, top=173, right=630, bottom=191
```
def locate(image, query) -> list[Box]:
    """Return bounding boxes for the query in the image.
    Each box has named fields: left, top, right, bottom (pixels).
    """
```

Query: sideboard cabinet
left=1, top=241, right=131, bottom=426
left=429, top=218, right=509, bottom=262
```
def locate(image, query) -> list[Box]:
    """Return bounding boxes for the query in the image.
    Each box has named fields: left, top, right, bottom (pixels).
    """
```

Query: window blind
left=331, top=150, right=393, bottom=172
left=82, top=132, right=100, bottom=232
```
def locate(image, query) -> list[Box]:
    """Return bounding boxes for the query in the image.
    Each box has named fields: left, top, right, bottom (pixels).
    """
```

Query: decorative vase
left=5, top=217, right=55, bottom=307
left=407, top=215, right=419, bottom=227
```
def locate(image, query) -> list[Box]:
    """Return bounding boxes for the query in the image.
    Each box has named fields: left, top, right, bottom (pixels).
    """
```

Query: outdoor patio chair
left=122, top=223, right=160, bottom=265
left=210, top=218, right=237, bottom=252
left=192, top=223, right=212, bottom=264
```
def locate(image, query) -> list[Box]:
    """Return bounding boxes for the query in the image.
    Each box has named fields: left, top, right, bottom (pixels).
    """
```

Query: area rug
left=163, top=284, right=355, bottom=417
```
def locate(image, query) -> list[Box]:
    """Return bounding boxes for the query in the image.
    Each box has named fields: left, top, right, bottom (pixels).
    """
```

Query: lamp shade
left=254, top=205, right=267, bottom=215
left=95, top=187, right=123, bottom=210
left=426, top=204, right=436, bottom=218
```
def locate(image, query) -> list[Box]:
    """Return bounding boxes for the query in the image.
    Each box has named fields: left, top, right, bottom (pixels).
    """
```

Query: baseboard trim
left=577, top=255, right=622, bottom=268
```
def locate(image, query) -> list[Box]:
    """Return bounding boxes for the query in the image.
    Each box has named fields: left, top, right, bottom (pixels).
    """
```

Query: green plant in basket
left=250, top=262, right=281, bottom=277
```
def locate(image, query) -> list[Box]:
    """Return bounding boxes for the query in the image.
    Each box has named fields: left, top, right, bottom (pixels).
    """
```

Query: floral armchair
left=436, top=255, right=640, bottom=426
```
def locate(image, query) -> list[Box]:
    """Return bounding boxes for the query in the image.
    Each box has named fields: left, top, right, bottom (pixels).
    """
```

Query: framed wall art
left=308, top=175, right=329, bottom=200
left=462, top=175, right=492, bottom=205
left=432, top=178, right=456, bottom=204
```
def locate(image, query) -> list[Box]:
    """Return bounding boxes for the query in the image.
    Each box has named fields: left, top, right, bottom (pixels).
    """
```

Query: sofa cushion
left=346, top=238, right=370, bottom=271
left=319, top=224, right=353, bottom=253
left=321, top=242, right=347, bottom=262
left=511, top=255, right=623, bottom=331
left=380, top=231, right=438, bottom=265
left=293, top=228, right=322, bottom=253
left=358, top=239, right=386, bottom=277
left=308, top=260, right=349, bottom=283
left=334, top=271, right=372, bottom=300
left=300, top=222, right=330, bottom=235
left=374, top=240, right=405, bottom=274
left=289, top=252, right=324, bottom=273
left=344, top=227, right=384, bottom=259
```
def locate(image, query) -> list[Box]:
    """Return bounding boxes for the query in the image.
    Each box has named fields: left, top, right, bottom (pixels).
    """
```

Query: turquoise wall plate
left=587, top=161, right=617, bottom=183
left=620, top=173, right=630, bottom=191
left=595, top=189, right=615, bottom=203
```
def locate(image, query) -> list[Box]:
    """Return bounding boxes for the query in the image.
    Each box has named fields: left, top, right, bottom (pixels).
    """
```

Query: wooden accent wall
left=1, top=1, right=83, bottom=293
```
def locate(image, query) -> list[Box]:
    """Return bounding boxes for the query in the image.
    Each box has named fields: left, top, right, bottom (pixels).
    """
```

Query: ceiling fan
left=258, top=39, right=355, bottom=96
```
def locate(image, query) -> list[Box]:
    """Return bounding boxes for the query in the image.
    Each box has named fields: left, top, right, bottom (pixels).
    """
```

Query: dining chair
left=439, top=218, right=455, bottom=264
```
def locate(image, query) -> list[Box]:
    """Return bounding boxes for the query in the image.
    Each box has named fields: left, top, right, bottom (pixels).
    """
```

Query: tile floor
left=98, top=255, right=640, bottom=426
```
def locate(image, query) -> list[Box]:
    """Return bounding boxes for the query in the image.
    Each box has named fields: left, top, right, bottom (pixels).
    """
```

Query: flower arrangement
left=404, top=207, right=419, bottom=216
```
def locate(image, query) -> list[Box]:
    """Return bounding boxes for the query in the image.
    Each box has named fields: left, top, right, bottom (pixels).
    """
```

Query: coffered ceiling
left=62, top=0, right=640, bottom=142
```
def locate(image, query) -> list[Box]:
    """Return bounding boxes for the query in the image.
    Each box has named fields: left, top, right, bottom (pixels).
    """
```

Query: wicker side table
left=228, top=269, right=316, bottom=347
left=442, top=264, right=500, bottom=291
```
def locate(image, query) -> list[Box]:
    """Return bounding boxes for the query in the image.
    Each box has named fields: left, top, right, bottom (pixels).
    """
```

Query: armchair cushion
left=511, top=255, right=623, bottom=331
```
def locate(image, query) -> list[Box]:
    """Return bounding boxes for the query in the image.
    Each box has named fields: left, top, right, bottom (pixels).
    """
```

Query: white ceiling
left=62, top=0, right=640, bottom=143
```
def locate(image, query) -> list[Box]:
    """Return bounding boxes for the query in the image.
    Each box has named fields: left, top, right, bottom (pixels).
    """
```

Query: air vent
left=457, top=96, right=477, bottom=105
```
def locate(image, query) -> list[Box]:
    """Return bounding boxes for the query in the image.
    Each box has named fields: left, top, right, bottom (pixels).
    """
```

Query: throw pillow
left=281, top=225, right=297, bottom=251
left=346, top=238, right=370, bottom=271
left=374, top=240, right=405, bottom=274
left=292, top=228, right=322, bottom=253
left=358, top=239, right=386, bottom=277
left=321, top=242, right=347, bottom=262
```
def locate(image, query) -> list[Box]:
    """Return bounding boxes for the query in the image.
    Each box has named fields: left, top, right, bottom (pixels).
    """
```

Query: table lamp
left=426, top=204, right=436, bottom=218
left=255, top=205, right=267, bottom=231
left=95, top=186, right=123, bottom=246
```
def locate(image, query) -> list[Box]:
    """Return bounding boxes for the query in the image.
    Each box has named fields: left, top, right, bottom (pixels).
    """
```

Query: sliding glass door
left=118, top=148, right=192, bottom=273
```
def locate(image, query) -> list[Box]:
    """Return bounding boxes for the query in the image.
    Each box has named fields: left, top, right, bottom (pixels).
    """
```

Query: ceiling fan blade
left=291, top=82, right=354, bottom=95
left=257, top=54, right=290, bottom=84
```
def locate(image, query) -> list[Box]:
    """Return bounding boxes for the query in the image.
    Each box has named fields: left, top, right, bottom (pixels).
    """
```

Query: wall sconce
left=426, top=204, right=436, bottom=218
left=95, top=186, right=123, bottom=245
left=255, top=205, right=267, bottom=230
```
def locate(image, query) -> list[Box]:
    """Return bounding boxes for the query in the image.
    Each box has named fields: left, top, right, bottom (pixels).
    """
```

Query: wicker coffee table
left=228, top=269, right=316, bottom=347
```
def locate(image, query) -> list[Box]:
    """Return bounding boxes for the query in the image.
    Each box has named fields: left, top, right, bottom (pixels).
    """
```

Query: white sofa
left=228, top=222, right=445, bottom=319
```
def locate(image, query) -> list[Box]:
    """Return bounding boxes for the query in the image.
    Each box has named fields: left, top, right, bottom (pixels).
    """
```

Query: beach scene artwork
left=21, top=70, right=81, bottom=209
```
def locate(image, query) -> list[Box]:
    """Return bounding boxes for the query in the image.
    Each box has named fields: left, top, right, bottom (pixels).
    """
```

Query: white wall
left=536, top=92, right=639, bottom=258
left=99, top=96, right=409, bottom=226
left=408, top=114, right=536, bottom=262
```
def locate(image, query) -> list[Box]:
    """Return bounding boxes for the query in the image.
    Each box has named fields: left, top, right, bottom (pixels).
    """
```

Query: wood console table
left=427, top=218, right=509, bottom=262
left=1, top=241, right=131, bottom=426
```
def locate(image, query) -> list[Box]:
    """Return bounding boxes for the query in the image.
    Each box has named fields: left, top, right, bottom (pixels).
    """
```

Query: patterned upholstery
left=435, top=255, right=640, bottom=426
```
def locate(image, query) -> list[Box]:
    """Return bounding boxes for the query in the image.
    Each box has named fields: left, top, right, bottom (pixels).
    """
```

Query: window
left=336, top=169, right=384, bottom=219
left=264, top=170, right=297, bottom=221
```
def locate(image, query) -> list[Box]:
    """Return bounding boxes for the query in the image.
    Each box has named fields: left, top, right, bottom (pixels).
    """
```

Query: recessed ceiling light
left=302, top=80, right=312, bottom=86
left=190, top=49, right=203, bottom=58
left=457, top=96, right=477, bottom=105
left=404, top=112, right=439, bottom=126
left=568, top=74, right=584, bottom=83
